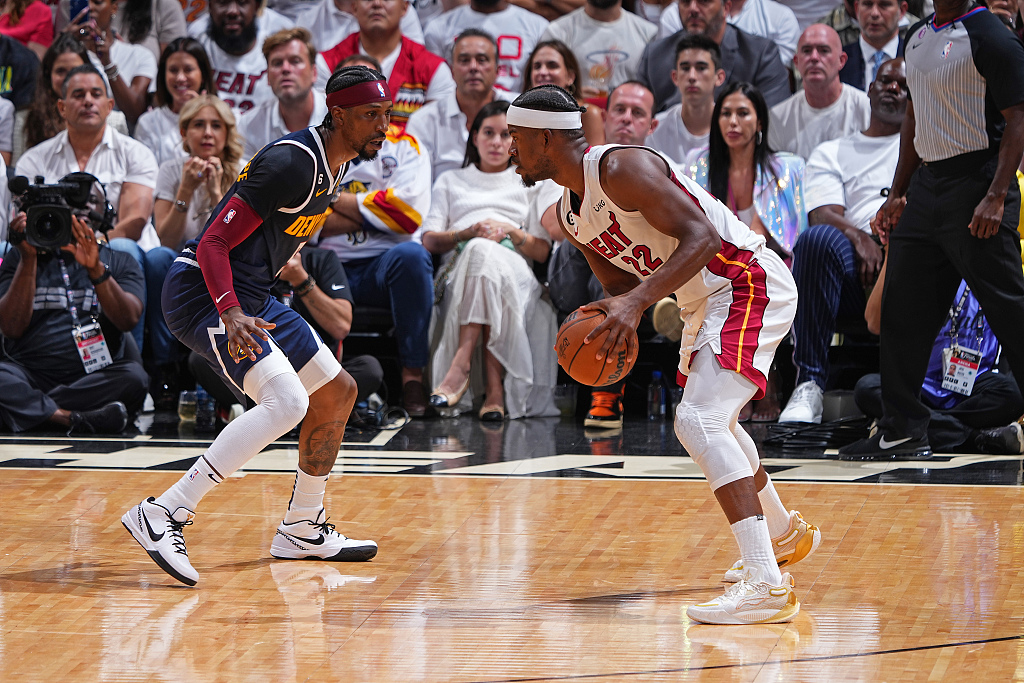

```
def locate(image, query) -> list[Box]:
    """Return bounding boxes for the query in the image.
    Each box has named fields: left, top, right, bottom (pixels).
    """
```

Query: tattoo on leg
left=300, top=421, right=346, bottom=475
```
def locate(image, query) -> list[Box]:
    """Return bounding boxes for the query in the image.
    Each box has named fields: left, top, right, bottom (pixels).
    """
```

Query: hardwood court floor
left=1, top=466, right=1023, bottom=682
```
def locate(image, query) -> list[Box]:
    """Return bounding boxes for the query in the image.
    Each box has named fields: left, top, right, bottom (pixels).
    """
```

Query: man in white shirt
left=540, top=0, right=657, bottom=103
left=839, top=0, right=907, bottom=91
left=294, top=0, right=424, bottom=51
left=659, top=0, right=800, bottom=64
left=646, top=34, right=724, bottom=164
left=423, top=0, right=548, bottom=92
left=17, top=65, right=158, bottom=350
left=405, top=29, right=516, bottom=183
left=238, top=28, right=328, bottom=158
left=778, top=58, right=906, bottom=423
left=192, top=0, right=329, bottom=112
left=768, top=23, right=870, bottom=159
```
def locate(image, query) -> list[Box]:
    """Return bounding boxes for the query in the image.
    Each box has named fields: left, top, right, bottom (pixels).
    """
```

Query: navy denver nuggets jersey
left=179, top=127, right=349, bottom=312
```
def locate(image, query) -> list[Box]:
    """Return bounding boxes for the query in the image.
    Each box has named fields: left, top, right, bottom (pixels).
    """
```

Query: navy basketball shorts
left=162, top=261, right=341, bottom=399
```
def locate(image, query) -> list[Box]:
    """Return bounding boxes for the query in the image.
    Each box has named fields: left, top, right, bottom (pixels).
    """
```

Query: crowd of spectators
left=0, top=0, right=1022, bottom=460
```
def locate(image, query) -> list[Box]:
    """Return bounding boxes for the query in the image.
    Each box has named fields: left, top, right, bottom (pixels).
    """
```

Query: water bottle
left=647, top=370, right=666, bottom=421
left=195, top=385, right=216, bottom=428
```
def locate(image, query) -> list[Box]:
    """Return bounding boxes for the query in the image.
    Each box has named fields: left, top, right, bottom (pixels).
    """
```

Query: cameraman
left=0, top=203, right=147, bottom=434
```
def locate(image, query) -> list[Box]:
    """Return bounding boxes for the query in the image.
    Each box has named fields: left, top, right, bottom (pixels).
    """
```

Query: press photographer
left=0, top=174, right=148, bottom=434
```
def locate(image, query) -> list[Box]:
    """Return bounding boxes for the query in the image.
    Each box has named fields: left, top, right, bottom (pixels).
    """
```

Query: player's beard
left=210, top=20, right=258, bottom=55
left=356, top=133, right=385, bottom=161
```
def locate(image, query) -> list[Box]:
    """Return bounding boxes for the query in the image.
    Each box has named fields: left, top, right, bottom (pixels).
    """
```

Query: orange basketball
left=555, top=309, right=635, bottom=387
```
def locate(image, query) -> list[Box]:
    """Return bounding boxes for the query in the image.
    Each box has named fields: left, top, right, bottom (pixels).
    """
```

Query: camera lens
left=34, top=211, right=63, bottom=242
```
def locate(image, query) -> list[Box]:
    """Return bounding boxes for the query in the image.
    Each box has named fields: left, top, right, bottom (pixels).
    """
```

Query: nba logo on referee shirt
left=941, top=41, right=953, bottom=59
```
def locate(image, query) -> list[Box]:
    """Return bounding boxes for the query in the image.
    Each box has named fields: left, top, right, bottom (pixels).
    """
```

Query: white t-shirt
left=423, top=5, right=549, bottom=92
left=646, top=103, right=709, bottom=165
left=659, top=0, right=800, bottom=64
left=294, top=0, right=424, bottom=51
left=16, top=126, right=160, bottom=250
left=768, top=85, right=871, bottom=160
left=0, top=97, right=15, bottom=154
left=154, top=154, right=218, bottom=249
left=316, top=128, right=433, bottom=261
left=803, top=131, right=900, bottom=232
left=191, top=18, right=331, bottom=112
left=134, top=106, right=186, bottom=169
left=541, top=8, right=657, bottom=100
left=112, top=0, right=188, bottom=61
left=780, top=0, right=837, bottom=30
left=88, top=40, right=159, bottom=93
left=404, top=88, right=518, bottom=184
left=237, top=95, right=329, bottom=159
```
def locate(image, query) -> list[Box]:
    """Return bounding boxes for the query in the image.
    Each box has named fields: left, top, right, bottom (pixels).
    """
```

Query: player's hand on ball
left=580, top=295, right=641, bottom=367
left=221, top=306, right=275, bottom=363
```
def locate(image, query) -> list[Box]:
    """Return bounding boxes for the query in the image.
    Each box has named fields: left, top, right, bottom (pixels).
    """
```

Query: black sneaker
left=975, top=422, right=1024, bottom=455
left=68, top=401, right=129, bottom=435
left=837, top=430, right=932, bottom=460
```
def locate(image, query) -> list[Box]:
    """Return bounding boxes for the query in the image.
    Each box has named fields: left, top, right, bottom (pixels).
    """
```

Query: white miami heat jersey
left=563, top=144, right=767, bottom=310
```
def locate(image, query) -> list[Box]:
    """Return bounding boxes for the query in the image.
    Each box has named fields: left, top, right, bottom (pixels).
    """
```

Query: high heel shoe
left=478, top=403, right=505, bottom=422
left=429, top=376, right=470, bottom=409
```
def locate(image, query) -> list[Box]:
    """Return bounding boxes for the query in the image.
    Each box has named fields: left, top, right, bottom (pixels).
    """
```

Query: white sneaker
left=687, top=571, right=799, bottom=625
left=121, top=497, right=198, bottom=586
left=724, top=510, right=821, bottom=582
left=270, top=509, right=378, bottom=562
left=778, top=381, right=824, bottom=424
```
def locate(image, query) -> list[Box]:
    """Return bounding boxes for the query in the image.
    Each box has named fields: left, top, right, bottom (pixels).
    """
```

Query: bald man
left=768, top=24, right=871, bottom=159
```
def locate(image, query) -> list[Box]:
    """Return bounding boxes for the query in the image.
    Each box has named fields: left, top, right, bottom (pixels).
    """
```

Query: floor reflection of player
left=507, top=84, right=820, bottom=624
left=121, top=66, right=393, bottom=586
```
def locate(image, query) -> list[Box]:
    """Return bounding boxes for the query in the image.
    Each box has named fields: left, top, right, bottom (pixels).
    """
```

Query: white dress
left=417, top=165, right=562, bottom=419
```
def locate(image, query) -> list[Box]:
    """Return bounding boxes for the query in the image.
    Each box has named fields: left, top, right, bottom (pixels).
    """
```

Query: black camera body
left=8, top=173, right=116, bottom=250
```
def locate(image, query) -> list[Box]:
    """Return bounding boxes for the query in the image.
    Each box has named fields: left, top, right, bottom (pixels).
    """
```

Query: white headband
left=506, top=105, right=582, bottom=130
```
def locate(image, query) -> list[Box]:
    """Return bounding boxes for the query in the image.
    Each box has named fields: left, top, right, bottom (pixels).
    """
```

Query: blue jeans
left=342, top=242, right=433, bottom=369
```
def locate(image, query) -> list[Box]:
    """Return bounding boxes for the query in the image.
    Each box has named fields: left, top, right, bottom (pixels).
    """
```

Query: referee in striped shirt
left=840, top=0, right=1024, bottom=459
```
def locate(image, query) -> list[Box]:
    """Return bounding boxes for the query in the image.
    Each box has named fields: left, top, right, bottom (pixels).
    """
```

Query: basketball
left=555, top=308, right=635, bottom=387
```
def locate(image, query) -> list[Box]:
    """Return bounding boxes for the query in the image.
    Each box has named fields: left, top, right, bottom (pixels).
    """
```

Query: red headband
left=325, top=80, right=392, bottom=109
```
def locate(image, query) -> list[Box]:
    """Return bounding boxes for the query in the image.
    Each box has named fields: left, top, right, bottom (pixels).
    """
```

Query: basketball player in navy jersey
left=121, top=66, right=391, bottom=587
left=508, top=85, right=819, bottom=625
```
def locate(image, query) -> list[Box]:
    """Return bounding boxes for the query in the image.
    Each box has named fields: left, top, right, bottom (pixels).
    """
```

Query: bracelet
left=295, top=275, right=316, bottom=297
left=174, top=199, right=189, bottom=213
left=89, top=263, right=112, bottom=286
left=514, top=230, right=527, bottom=247
left=104, top=62, right=119, bottom=81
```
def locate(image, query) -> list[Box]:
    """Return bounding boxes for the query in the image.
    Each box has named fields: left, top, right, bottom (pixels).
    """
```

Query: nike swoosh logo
left=142, top=509, right=164, bottom=542
left=316, top=188, right=328, bottom=197
left=878, top=436, right=913, bottom=449
left=215, top=292, right=229, bottom=304
left=294, top=534, right=326, bottom=545
left=331, top=284, right=345, bottom=290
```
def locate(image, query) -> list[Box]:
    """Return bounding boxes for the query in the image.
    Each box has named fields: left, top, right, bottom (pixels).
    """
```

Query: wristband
left=295, top=275, right=316, bottom=297
left=103, top=62, right=119, bottom=80
left=89, top=263, right=112, bottom=286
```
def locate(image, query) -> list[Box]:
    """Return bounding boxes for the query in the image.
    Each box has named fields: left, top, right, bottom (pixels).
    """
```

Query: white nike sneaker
left=724, top=510, right=821, bottom=582
left=270, top=509, right=378, bottom=562
left=778, top=381, right=824, bottom=424
left=687, top=571, right=799, bottom=625
left=121, top=497, right=198, bottom=586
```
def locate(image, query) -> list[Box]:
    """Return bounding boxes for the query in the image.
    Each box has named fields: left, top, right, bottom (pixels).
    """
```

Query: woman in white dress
left=135, top=37, right=216, bottom=167
left=420, top=101, right=562, bottom=421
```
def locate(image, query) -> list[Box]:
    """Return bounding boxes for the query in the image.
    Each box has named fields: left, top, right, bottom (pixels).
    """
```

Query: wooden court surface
left=1, top=468, right=1023, bottom=682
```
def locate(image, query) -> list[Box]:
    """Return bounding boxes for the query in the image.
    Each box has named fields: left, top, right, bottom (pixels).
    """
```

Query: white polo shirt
left=294, top=0, right=424, bottom=51
left=404, top=88, right=517, bottom=184
left=646, top=104, right=709, bottom=165
left=16, top=126, right=160, bottom=250
left=237, top=95, right=330, bottom=159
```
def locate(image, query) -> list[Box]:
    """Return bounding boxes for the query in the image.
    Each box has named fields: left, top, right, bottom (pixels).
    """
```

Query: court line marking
left=464, top=633, right=1024, bottom=682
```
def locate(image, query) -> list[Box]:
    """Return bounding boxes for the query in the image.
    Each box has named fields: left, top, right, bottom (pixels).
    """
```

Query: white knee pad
left=675, top=401, right=755, bottom=491
left=255, top=372, right=310, bottom=429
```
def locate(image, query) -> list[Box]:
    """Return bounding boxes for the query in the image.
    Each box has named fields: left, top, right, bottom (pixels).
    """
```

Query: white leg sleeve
left=204, top=371, right=309, bottom=479
left=674, top=351, right=759, bottom=491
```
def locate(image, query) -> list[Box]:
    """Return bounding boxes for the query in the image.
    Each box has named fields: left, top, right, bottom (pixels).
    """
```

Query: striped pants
left=790, top=224, right=868, bottom=390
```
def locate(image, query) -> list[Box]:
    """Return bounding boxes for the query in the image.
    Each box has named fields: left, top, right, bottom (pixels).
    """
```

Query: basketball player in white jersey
left=507, top=84, right=821, bottom=625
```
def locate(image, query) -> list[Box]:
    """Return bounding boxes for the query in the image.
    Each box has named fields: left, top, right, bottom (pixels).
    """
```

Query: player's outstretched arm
left=581, top=149, right=721, bottom=365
